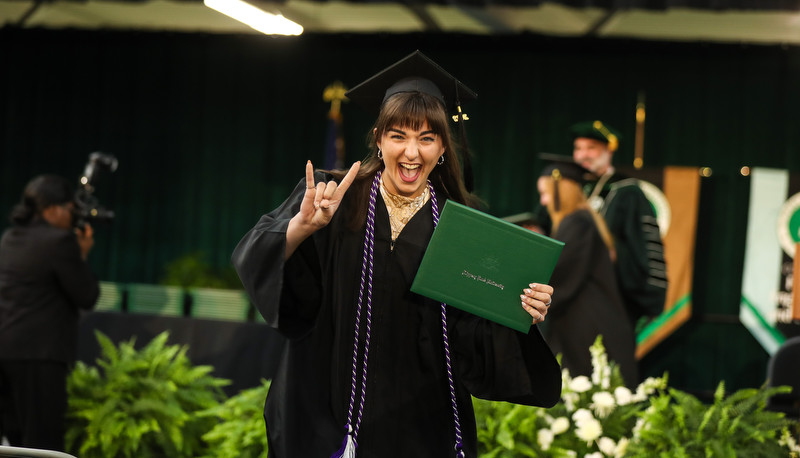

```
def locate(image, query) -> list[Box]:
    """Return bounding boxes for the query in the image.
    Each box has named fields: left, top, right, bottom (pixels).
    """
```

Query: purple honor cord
left=332, top=171, right=464, bottom=458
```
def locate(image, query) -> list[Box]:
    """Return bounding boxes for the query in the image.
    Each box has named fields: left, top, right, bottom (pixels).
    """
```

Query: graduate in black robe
left=535, top=157, right=638, bottom=387
left=531, top=122, right=668, bottom=332
left=232, top=51, right=561, bottom=457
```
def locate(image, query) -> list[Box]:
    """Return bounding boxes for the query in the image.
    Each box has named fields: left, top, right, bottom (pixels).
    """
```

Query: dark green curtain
left=2, top=27, right=799, bottom=395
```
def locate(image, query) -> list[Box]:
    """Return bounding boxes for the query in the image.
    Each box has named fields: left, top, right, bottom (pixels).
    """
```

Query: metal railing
left=0, top=446, right=76, bottom=458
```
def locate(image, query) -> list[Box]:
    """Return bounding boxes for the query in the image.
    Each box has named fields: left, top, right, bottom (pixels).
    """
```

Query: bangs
left=377, top=92, right=449, bottom=136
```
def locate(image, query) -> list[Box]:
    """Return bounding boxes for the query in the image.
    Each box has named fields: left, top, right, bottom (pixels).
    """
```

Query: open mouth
left=399, top=163, right=422, bottom=182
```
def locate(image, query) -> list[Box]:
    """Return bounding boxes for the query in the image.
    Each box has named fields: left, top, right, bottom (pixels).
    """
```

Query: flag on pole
left=740, top=167, right=800, bottom=355
left=634, top=166, right=701, bottom=358
left=626, top=93, right=701, bottom=357
left=323, top=81, right=347, bottom=170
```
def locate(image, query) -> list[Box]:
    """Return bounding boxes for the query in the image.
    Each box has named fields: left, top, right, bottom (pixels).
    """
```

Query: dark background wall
left=2, top=27, right=799, bottom=396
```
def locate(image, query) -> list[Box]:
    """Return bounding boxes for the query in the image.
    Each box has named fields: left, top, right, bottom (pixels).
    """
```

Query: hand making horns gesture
left=285, top=160, right=360, bottom=259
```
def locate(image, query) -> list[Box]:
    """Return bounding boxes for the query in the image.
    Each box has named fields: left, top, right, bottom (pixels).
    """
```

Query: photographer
left=0, top=174, right=99, bottom=451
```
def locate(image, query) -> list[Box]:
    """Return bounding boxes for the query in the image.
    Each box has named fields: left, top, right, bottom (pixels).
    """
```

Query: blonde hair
left=542, top=176, right=615, bottom=254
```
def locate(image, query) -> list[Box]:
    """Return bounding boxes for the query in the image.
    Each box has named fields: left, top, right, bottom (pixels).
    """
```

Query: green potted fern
left=199, top=379, right=271, bottom=458
left=66, top=331, right=230, bottom=457
left=626, top=382, right=799, bottom=457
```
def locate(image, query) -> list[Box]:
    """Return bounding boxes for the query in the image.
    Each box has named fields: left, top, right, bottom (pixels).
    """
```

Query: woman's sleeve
left=231, top=178, right=325, bottom=339
left=453, top=312, right=562, bottom=408
left=52, top=232, right=100, bottom=311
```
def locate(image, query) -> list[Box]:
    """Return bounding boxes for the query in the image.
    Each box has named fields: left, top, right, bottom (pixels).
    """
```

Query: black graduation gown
left=544, top=209, right=638, bottom=387
left=232, top=173, right=562, bottom=458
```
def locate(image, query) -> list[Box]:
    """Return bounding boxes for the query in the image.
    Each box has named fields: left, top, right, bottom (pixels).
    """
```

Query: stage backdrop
left=2, top=27, right=800, bottom=396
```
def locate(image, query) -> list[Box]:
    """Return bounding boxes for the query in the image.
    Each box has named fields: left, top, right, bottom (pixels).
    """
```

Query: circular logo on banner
left=777, top=191, right=800, bottom=259
left=638, top=180, right=671, bottom=238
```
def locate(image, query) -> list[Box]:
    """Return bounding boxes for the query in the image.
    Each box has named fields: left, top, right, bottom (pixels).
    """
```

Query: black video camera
left=73, top=152, right=118, bottom=229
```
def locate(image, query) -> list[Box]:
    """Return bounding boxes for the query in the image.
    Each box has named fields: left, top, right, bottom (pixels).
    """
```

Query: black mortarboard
left=538, top=153, right=594, bottom=212
left=345, top=50, right=477, bottom=116
left=569, top=120, right=622, bottom=152
left=538, top=153, right=594, bottom=185
left=346, top=50, right=479, bottom=191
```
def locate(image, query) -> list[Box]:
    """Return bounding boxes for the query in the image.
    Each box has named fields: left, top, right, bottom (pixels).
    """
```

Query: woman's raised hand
left=285, top=160, right=360, bottom=259
left=299, top=160, right=360, bottom=229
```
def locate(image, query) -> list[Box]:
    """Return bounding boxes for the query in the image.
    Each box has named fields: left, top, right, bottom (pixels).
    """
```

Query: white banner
left=740, top=167, right=790, bottom=355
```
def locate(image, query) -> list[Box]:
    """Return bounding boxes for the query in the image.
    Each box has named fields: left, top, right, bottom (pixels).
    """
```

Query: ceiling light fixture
left=204, top=0, right=303, bottom=36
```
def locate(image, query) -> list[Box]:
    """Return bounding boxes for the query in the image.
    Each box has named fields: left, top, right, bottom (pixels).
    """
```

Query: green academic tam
left=569, top=120, right=622, bottom=152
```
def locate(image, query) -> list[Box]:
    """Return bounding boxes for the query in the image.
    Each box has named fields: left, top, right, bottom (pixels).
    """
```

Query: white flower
left=575, top=417, right=603, bottom=444
left=779, top=427, right=800, bottom=453
left=572, top=408, right=594, bottom=425
left=631, top=417, right=647, bottom=438
left=562, top=368, right=573, bottom=386
left=570, top=376, right=593, bottom=393
left=614, top=386, right=633, bottom=406
left=600, top=365, right=611, bottom=389
left=591, top=364, right=603, bottom=386
left=538, top=428, right=554, bottom=451
left=614, top=437, right=630, bottom=457
left=633, top=376, right=666, bottom=402
left=589, top=339, right=611, bottom=388
left=590, top=391, right=616, bottom=418
left=551, top=416, right=570, bottom=435
left=584, top=453, right=603, bottom=458
left=563, top=392, right=579, bottom=412
left=597, top=436, right=616, bottom=456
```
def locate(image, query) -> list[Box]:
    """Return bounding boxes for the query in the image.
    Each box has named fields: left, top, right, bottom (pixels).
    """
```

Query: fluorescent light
left=204, top=0, right=303, bottom=36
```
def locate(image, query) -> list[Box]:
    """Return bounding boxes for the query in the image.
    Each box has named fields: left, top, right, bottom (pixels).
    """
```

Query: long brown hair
left=327, top=91, right=478, bottom=230
left=541, top=176, right=615, bottom=254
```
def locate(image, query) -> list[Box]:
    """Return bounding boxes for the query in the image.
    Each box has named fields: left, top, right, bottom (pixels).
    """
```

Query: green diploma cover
left=411, top=200, right=564, bottom=333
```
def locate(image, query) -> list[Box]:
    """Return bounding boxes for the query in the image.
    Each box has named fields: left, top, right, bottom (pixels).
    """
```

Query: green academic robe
left=585, top=172, right=668, bottom=322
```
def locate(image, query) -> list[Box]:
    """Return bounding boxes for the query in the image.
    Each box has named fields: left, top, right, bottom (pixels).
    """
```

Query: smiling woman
left=231, top=50, right=562, bottom=457
left=377, top=122, right=443, bottom=198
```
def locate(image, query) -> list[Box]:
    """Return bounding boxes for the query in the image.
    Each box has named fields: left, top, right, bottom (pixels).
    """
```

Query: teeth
left=401, top=164, right=420, bottom=170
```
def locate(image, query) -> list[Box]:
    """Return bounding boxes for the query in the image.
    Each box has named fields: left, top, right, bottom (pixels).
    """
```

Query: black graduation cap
left=538, top=153, right=594, bottom=185
left=345, top=50, right=479, bottom=191
left=345, top=50, right=477, bottom=116
left=538, top=153, right=594, bottom=212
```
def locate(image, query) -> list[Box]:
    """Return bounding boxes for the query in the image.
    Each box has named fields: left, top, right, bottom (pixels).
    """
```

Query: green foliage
left=626, top=381, right=797, bottom=458
left=66, top=331, right=230, bottom=457
left=161, top=251, right=242, bottom=289
left=472, top=336, right=800, bottom=457
left=199, top=379, right=271, bottom=458
left=473, top=336, right=664, bottom=457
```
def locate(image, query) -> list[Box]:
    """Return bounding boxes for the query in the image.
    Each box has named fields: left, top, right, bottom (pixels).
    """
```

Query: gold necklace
left=380, top=180, right=430, bottom=241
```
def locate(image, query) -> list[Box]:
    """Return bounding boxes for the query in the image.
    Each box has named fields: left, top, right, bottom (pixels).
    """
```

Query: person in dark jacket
left=0, top=174, right=99, bottom=451
left=232, top=51, right=562, bottom=457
